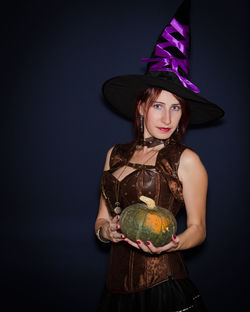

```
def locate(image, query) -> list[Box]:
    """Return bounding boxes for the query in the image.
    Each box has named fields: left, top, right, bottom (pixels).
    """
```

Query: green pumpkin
left=120, top=196, right=177, bottom=247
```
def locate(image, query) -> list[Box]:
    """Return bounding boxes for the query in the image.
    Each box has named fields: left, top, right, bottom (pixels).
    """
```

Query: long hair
left=133, top=87, right=190, bottom=143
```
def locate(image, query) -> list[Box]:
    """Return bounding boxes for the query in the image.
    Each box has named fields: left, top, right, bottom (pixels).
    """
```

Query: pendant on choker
left=136, top=137, right=170, bottom=149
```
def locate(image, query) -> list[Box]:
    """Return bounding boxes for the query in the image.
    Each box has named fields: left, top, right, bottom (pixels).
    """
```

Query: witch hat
left=102, top=0, right=224, bottom=125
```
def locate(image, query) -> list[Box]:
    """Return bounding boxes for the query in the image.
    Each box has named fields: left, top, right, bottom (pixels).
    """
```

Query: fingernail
left=173, top=235, right=176, bottom=240
left=146, top=241, right=150, bottom=245
left=121, top=234, right=125, bottom=238
left=124, top=239, right=128, bottom=242
left=136, top=240, right=141, bottom=244
left=116, top=225, right=120, bottom=229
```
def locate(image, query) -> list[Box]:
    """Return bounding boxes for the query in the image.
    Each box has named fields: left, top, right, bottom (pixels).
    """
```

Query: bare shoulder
left=107, top=146, right=115, bottom=158
left=103, top=146, right=115, bottom=171
left=178, top=148, right=208, bottom=182
left=180, top=148, right=202, bottom=167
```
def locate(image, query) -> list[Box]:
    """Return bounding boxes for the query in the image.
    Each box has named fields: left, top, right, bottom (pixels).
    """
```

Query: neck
left=136, top=136, right=171, bottom=149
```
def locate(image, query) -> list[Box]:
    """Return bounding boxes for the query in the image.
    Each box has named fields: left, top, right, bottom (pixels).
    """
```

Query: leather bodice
left=101, top=138, right=189, bottom=294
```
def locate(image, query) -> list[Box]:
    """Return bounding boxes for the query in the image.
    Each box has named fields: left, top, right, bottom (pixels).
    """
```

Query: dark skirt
left=97, top=278, right=207, bottom=312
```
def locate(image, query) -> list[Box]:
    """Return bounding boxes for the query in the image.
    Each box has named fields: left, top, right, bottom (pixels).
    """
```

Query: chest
left=102, top=165, right=182, bottom=217
left=101, top=141, right=185, bottom=216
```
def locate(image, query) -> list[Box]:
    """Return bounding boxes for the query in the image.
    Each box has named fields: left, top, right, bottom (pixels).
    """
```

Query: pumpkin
left=120, top=196, right=177, bottom=247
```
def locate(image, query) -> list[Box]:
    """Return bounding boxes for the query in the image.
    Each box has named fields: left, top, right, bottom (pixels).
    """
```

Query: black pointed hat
left=102, top=0, right=224, bottom=125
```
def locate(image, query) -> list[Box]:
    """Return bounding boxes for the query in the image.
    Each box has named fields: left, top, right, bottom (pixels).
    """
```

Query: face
left=139, top=90, right=182, bottom=139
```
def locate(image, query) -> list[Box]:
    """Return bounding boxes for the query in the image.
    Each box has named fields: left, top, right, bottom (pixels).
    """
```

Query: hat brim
left=102, top=74, right=224, bottom=125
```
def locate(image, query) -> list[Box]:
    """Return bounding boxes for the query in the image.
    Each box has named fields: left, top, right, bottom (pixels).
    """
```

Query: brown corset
left=101, top=139, right=189, bottom=294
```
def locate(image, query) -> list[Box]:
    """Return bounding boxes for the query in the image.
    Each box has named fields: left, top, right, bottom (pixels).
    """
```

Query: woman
left=95, top=1, right=224, bottom=311
left=95, top=88, right=208, bottom=312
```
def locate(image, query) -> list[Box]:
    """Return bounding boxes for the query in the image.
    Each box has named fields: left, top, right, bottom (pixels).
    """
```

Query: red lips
left=157, top=127, right=171, bottom=132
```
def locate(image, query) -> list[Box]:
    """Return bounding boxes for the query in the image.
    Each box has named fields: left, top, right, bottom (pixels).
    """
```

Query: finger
left=145, top=241, right=162, bottom=254
left=112, top=215, right=120, bottom=223
left=112, top=231, right=125, bottom=239
left=136, top=240, right=152, bottom=254
left=145, top=240, right=179, bottom=254
left=124, top=238, right=140, bottom=249
left=156, top=238, right=179, bottom=253
left=110, top=216, right=121, bottom=231
left=166, top=236, right=180, bottom=251
left=172, top=234, right=180, bottom=244
left=163, top=235, right=179, bottom=249
left=110, top=223, right=120, bottom=232
left=109, top=231, right=125, bottom=242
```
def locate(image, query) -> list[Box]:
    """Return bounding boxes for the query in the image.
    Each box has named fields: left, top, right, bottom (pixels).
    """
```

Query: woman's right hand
left=101, top=215, right=125, bottom=243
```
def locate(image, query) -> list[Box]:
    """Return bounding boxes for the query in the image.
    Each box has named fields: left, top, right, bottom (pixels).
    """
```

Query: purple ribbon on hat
left=142, top=18, right=200, bottom=93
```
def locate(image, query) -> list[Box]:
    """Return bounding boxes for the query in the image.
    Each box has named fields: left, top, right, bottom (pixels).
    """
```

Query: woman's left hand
left=124, top=235, right=179, bottom=254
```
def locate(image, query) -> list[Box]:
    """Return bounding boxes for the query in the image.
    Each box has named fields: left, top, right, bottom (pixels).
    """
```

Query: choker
left=136, top=137, right=170, bottom=149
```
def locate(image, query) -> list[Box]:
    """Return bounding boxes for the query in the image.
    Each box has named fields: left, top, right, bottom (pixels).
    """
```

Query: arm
left=168, top=148, right=208, bottom=251
left=95, top=147, right=124, bottom=243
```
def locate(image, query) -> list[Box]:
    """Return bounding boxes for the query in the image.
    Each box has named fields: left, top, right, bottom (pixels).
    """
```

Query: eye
left=152, top=103, right=163, bottom=110
left=171, top=105, right=181, bottom=111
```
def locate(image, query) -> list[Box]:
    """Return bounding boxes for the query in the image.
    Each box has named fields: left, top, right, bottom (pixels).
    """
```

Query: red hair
left=134, top=87, right=190, bottom=143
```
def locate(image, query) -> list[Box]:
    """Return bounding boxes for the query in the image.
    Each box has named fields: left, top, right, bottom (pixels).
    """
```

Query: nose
left=161, top=109, right=171, bottom=125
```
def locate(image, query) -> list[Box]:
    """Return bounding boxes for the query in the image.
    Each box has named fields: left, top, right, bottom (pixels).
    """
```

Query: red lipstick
left=157, top=127, right=171, bottom=132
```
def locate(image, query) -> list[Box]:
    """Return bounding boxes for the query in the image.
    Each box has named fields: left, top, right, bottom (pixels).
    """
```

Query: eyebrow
left=153, top=101, right=181, bottom=105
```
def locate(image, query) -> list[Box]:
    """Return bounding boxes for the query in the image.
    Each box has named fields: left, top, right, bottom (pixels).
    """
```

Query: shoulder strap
left=157, top=140, right=188, bottom=201
left=109, top=141, right=136, bottom=170
left=157, top=140, right=187, bottom=177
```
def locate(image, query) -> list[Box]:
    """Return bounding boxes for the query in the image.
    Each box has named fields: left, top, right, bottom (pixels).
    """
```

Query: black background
left=2, top=0, right=250, bottom=311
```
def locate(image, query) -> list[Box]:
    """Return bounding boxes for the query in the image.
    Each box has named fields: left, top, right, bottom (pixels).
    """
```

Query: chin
left=154, top=132, right=173, bottom=140
left=146, top=127, right=176, bottom=140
